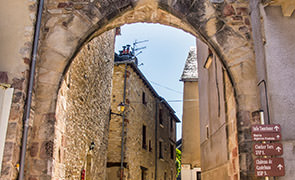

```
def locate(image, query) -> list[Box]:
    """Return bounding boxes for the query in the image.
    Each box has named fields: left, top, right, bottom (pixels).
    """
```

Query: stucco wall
left=0, top=0, right=35, bottom=74
left=260, top=6, right=295, bottom=180
left=197, top=39, right=239, bottom=180
left=181, top=81, right=200, bottom=168
left=54, top=30, right=115, bottom=180
left=0, top=1, right=37, bottom=179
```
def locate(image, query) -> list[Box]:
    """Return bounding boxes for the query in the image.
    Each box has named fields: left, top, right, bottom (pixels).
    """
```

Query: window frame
left=142, top=91, right=147, bottom=105
left=142, top=125, right=147, bottom=149
left=159, top=109, right=164, bottom=126
left=159, top=141, right=163, bottom=159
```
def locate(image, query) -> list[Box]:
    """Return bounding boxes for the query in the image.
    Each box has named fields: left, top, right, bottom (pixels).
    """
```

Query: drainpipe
left=257, top=80, right=270, bottom=124
left=120, top=63, right=128, bottom=180
left=250, top=0, right=270, bottom=124
left=154, top=99, right=159, bottom=180
left=18, top=0, right=44, bottom=179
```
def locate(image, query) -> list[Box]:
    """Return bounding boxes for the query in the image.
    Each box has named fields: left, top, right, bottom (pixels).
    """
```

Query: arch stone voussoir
left=45, top=25, right=80, bottom=58
left=25, top=0, right=261, bottom=179
left=39, top=49, right=68, bottom=73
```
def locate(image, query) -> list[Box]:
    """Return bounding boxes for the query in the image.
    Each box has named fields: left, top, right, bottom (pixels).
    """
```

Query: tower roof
left=180, top=47, right=198, bottom=81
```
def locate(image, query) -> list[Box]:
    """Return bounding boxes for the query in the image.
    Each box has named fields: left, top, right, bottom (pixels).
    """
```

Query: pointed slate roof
left=180, top=47, right=198, bottom=81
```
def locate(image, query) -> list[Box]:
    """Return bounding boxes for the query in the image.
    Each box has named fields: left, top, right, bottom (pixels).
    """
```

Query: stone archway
left=28, top=0, right=259, bottom=179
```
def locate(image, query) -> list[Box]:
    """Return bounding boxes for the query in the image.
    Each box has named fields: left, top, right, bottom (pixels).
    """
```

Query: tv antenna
left=132, top=40, right=149, bottom=57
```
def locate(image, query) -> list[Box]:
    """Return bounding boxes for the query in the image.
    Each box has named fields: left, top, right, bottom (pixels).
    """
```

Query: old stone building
left=180, top=47, right=201, bottom=180
left=107, top=48, right=179, bottom=180
left=1, top=0, right=295, bottom=180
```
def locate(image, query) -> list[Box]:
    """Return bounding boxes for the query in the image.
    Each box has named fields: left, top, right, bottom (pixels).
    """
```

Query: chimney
left=126, top=45, right=131, bottom=54
left=122, top=46, right=126, bottom=54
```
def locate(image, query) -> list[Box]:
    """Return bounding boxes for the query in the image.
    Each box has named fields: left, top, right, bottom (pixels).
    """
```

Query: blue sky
left=115, top=23, right=196, bottom=140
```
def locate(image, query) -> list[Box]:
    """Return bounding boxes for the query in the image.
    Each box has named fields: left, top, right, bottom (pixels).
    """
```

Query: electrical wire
left=150, top=81, right=183, bottom=94
left=128, top=99, right=198, bottom=104
left=114, top=64, right=183, bottom=95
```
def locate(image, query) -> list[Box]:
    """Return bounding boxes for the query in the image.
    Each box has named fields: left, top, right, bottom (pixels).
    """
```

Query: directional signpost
left=252, top=132, right=281, bottom=141
left=255, top=158, right=285, bottom=177
left=251, top=124, right=285, bottom=177
left=253, top=143, right=283, bottom=156
left=252, top=124, right=281, bottom=133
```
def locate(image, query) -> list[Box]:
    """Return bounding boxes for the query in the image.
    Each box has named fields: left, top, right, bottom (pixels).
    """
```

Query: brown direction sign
left=252, top=124, right=281, bottom=133
left=255, top=158, right=285, bottom=177
left=253, top=143, right=283, bottom=156
left=252, top=132, right=281, bottom=141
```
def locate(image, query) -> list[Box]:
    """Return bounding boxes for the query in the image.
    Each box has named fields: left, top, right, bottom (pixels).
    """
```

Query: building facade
left=107, top=49, right=179, bottom=180
left=196, top=39, right=239, bottom=180
left=180, top=47, right=201, bottom=180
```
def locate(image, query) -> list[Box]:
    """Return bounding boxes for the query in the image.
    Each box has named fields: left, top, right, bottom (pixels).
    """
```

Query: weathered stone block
left=223, top=4, right=235, bottom=16
left=46, top=25, right=79, bottom=57
left=2, top=142, right=14, bottom=162
left=0, top=72, right=8, bottom=84
left=40, top=141, right=54, bottom=159
left=29, top=142, right=39, bottom=157
left=67, top=14, right=92, bottom=37
left=30, top=159, right=48, bottom=175
left=12, top=92, right=24, bottom=103
left=11, top=78, right=25, bottom=90
left=5, top=122, right=18, bottom=140
left=236, top=7, right=248, bottom=16
left=0, top=164, right=11, bottom=177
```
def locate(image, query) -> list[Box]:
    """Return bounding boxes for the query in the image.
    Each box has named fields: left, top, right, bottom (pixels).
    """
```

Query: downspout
left=257, top=80, right=270, bottom=124
left=154, top=99, right=159, bottom=180
left=120, top=63, right=128, bottom=180
left=18, top=0, right=44, bottom=179
left=250, top=0, right=270, bottom=123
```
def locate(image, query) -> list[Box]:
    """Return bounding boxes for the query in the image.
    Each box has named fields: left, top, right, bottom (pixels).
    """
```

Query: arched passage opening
left=27, top=1, right=259, bottom=180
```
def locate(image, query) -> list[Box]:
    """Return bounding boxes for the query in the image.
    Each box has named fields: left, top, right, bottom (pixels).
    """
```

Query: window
left=159, top=141, right=163, bottom=159
left=142, top=91, right=147, bottom=105
left=149, top=140, right=152, bottom=152
left=206, top=125, right=209, bottom=139
left=141, top=169, right=144, bottom=180
left=142, top=125, right=147, bottom=149
left=197, top=171, right=201, bottom=180
left=170, top=116, right=173, bottom=132
left=141, top=166, right=147, bottom=180
left=164, top=172, right=167, bottom=180
left=170, top=144, right=174, bottom=159
left=159, top=109, right=164, bottom=125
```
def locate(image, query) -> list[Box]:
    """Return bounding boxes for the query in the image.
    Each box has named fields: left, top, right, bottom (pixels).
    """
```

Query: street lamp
left=110, top=102, right=125, bottom=117
left=117, top=102, right=125, bottom=113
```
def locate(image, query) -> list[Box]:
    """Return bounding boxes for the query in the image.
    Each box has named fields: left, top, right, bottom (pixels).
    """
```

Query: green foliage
left=175, top=148, right=181, bottom=178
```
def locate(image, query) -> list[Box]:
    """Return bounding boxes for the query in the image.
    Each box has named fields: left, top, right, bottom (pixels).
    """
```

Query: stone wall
left=51, top=30, right=115, bottom=180
left=107, top=63, right=176, bottom=180
left=28, top=1, right=260, bottom=178
left=0, top=0, right=264, bottom=179
left=157, top=101, right=177, bottom=180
